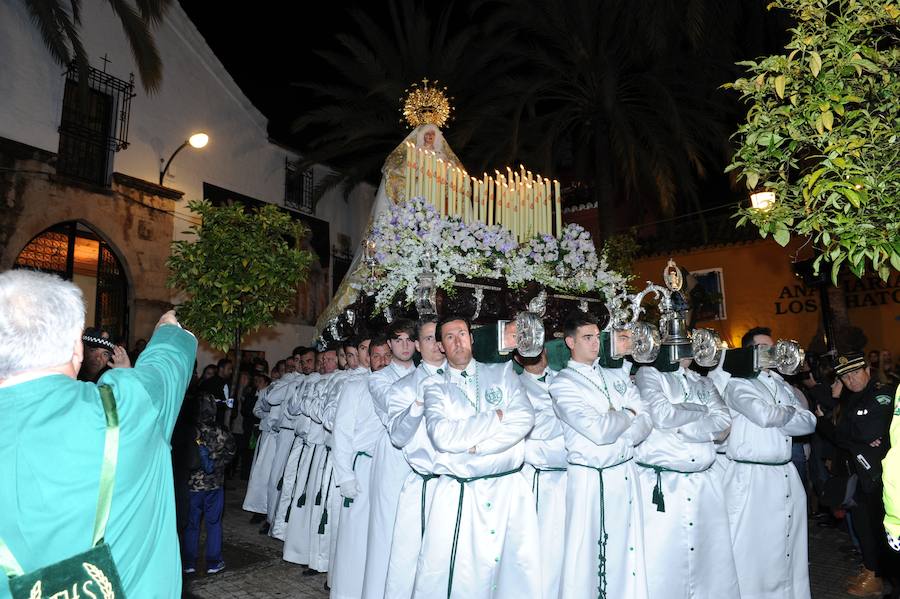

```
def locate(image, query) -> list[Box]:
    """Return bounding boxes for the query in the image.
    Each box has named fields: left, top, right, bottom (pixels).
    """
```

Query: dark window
left=284, top=158, right=314, bottom=214
left=57, top=63, right=135, bottom=186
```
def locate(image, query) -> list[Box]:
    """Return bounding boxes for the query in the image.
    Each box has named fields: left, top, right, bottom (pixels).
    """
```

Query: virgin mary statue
left=316, top=83, right=463, bottom=333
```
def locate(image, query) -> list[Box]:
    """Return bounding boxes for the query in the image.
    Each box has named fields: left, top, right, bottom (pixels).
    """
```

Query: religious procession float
left=317, top=81, right=804, bottom=376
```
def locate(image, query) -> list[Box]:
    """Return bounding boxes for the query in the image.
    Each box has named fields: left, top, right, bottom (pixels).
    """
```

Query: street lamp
left=159, top=133, right=209, bottom=185
left=749, top=189, right=775, bottom=210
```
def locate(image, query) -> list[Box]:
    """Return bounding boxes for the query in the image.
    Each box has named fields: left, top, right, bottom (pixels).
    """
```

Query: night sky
left=179, top=0, right=396, bottom=149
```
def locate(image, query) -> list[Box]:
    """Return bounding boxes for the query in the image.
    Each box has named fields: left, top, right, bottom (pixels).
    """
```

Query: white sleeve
left=332, top=381, right=361, bottom=486
left=475, top=373, right=535, bottom=455
left=676, top=379, right=732, bottom=443
left=635, top=367, right=708, bottom=429
left=551, top=374, right=633, bottom=445
left=725, top=379, right=796, bottom=428
left=424, top=380, right=502, bottom=454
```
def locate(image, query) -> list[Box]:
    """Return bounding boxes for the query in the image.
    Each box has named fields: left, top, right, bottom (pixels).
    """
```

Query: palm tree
left=290, top=0, right=525, bottom=202
left=483, top=0, right=766, bottom=238
left=22, top=0, right=172, bottom=93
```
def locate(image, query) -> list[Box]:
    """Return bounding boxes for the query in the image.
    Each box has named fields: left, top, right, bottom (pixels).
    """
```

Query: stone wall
left=0, top=137, right=182, bottom=343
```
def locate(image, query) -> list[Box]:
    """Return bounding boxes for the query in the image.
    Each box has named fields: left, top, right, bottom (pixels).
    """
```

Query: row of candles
left=404, top=142, right=564, bottom=241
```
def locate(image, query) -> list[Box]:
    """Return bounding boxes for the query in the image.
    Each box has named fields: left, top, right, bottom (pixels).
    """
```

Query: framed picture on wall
left=690, top=268, right=727, bottom=322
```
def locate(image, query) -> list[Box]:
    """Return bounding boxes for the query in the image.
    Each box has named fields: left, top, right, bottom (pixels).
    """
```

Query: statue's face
left=423, top=130, right=435, bottom=148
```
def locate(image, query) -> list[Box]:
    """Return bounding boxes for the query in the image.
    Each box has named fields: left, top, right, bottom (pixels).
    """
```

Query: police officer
left=827, top=352, right=895, bottom=596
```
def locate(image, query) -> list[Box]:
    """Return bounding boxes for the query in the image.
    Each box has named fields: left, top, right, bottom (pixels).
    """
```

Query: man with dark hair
left=723, top=327, right=816, bottom=599
left=384, top=317, right=447, bottom=598
left=740, top=326, right=772, bottom=349
left=634, top=348, right=736, bottom=599
left=198, top=358, right=233, bottom=425
left=819, top=351, right=895, bottom=595
left=414, top=316, right=539, bottom=598
left=550, top=310, right=652, bottom=599
left=515, top=347, right=567, bottom=599
left=341, top=339, right=360, bottom=370
left=332, top=337, right=392, bottom=599
left=280, top=343, right=334, bottom=567
left=363, top=320, right=418, bottom=598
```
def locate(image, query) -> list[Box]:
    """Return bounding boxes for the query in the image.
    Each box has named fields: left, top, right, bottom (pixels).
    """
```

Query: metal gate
left=14, top=222, right=129, bottom=344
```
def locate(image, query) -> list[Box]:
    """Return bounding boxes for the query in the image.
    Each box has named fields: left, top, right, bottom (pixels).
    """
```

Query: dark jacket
left=188, top=395, right=236, bottom=491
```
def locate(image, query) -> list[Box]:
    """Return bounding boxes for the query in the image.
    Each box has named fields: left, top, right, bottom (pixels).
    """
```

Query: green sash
left=1, top=385, right=126, bottom=599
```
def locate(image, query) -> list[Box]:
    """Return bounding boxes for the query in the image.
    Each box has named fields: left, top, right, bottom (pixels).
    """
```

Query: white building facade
left=0, top=0, right=374, bottom=369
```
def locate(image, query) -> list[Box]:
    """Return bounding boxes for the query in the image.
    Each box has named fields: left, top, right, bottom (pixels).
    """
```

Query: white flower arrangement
left=367, top=196, right=629, bottom=312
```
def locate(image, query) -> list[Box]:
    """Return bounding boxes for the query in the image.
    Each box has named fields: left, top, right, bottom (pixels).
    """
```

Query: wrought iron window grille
left=284, top=158, right=314, bottom=214
left=57, top=61, right=135, bottom=186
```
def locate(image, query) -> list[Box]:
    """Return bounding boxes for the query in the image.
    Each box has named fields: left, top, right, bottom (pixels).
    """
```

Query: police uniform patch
left=876, top=394, right=891, bottom=406
left=614, top=380, right=627, bottom=395
left=484, top=386, right=503, bottom=406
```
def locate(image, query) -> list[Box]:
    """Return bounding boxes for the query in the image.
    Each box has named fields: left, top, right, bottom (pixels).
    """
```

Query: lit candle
left=554, top=179, right=562, bottom=236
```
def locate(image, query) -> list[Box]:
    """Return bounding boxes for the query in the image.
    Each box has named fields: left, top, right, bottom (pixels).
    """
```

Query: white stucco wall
left=0, top=0, right=375, bottom=371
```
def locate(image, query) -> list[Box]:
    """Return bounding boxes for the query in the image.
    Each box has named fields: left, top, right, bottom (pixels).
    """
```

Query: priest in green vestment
left=0, top=269, right=197, bottom=599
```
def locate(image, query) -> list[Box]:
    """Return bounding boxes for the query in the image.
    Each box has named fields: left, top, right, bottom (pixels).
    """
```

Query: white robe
left=269, top=373, right=308, bottom=538
left=413, top=361, right=540, bottom=599
left=323, top=367, right=370, bottom=586
left=549, top=360, right=653, bottom=599
left=242, top=387, right=276, bottom=513
left=519, top=368, right=566, bottom=599
left=331, top=375, right=383, bottom=599
left=303, top=373, right=339, bottom=571
left=362, top=361, right=416, bottom=599
left=634, top=366, right=739, bottom=599
left=723, top=372, right=816, bottom=599
left=266, top=373, right=305, bottom=525
left=384, top=361, right=445, bottom=599
left=281, top=372, right=322, bottom=564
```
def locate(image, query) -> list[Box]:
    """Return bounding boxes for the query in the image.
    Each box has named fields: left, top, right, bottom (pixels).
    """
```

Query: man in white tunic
left=549, top=311, right=652, bottom=599
left=242, top=382, right=277, bottom=518
left=413, top=315, right=539, bottom=599
left=269, top=357, right=314, bottom=539
left=384, top=317, right=447, bottom=599
left=516, top=348, right=566, bottom=599
left=723, top=327, right=816, bottom=599
left=266, top=358, right=311, bottom=531
left=281, top=358, right=324, bottom=565
left=331, top=338, right=392, bottom=599
left=301, top=346, right=340, bottom=575
left=634, top=357, right=738, bottom=599
left=321, top=338, right=371, bottom=589
left=362, top=320, right=417, bottom=599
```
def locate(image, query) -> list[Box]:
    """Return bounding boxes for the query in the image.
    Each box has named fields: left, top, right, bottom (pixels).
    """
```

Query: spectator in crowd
left=198, top=358, right=233, bottom=425
left=182, top=394, right=236, bottom=575
left=817, top=352, right=896, bottom=596
left=0, top=270, right=196, bottom=598
left=229, top=369, right=256, bottom=480
left=200, top=363, right=217, bottom=381
left=77, top=327, right=130, bottom=382
left=877, top=350, right=899, bottom=387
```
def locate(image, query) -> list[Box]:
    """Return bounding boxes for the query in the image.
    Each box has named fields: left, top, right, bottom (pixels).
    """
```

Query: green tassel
left=343, top=497, right=353, bottom=508
left=285, top=505, right=291, bottom=523
left=277, top=477, right=283, bottom=491
left=315, top=490, right=322, bottom=506
left=318, top=508, right=328, bottom=534
left=298, top=493, right=307, bottom=508
left=652, top=478, right=665, bottom=512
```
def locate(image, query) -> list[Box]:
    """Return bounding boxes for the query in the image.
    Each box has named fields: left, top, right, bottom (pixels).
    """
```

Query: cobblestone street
left=182, top=481, right=884, bottom=599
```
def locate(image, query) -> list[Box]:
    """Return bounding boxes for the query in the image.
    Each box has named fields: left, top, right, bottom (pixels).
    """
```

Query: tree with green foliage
left=167, top=200, right=314, bottom=396
left=727, top=0, right=899, bottom=283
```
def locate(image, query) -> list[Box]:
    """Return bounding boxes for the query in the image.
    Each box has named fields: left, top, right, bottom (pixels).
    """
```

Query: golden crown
left=401, top=79, right=453, bottom=128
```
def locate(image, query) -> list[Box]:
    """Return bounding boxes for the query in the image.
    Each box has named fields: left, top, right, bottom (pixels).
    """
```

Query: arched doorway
left=14, top=221, right=130, bottom=344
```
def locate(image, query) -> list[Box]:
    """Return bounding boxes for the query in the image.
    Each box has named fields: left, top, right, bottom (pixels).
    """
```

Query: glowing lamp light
left=750, top=190, right=776, bottom=210
left=188, top=133, right=209, bottom=149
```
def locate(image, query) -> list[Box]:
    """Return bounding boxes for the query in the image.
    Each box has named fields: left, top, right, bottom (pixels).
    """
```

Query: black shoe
left=258, top=522, right=270, bottom=535
left=302, top=568, right=318, bottom=576
left=324, top=583, right=330, bottom=591
left=249, top=513, right=265, bottom=524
